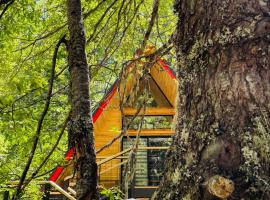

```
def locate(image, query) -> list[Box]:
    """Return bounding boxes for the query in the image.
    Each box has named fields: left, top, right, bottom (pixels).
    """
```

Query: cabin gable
left=49, top=58, right=178, bottom=195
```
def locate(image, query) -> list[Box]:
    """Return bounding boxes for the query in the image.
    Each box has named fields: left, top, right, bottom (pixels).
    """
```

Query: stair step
left=49, top=191, right=61, bottom=195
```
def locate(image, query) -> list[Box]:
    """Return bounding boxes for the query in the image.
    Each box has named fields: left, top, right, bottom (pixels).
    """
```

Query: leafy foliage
left=100, top=186, right=124, bottom=200
left=0, top=0, right=176, bottom=198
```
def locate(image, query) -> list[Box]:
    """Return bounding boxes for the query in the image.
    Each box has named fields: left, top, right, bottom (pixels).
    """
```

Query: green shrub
left=100, top=186, right=124, bottom=200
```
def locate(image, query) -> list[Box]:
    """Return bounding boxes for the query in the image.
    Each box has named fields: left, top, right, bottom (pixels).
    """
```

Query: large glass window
left=148, top=138, right=171, bottom=186
left=122, top=137, right=172, bottom=186
left=122, top=138, right=148, bottom=186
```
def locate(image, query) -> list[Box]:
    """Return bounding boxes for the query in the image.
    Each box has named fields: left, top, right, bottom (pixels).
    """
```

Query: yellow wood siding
left=150, top=63, right=178, bottom=107
left=123, top=107, right=175, bottom=116
left=54, top=60, right=177, bottom=189
left=94, top=92, right=122, bottom=188
left=95, top=62, right=177, bottom=188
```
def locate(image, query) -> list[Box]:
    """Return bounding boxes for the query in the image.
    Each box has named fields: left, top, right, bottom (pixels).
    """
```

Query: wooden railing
left=97, top=146, right=169, bottom=166
left=97, top=146, right=170, bottom=197
left=97, top=146, right=170, bottom=185
left=8, top=146, right=170, bottom=200
left=7, top=180, right=76, bottom=200
left=97, top=148, right=132, bottom=166
left=40, top=181, right=76, bottom=200
left=127, top=129, right=174, bottom=136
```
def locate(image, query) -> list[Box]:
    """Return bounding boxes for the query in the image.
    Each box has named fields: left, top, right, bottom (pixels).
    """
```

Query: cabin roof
left=50, top=57, right=176, bottom=182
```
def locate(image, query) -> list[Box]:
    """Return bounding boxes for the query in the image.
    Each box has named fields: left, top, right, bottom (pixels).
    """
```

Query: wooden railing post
left=130, top=152, right=136, bottom=198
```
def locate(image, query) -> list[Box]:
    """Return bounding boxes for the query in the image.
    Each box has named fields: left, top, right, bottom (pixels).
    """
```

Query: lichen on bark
left=67, top=0, right=98, bottom=199
left=153, top=0, right=270, bottom=199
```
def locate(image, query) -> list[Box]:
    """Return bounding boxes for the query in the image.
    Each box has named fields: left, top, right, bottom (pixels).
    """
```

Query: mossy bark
left=153, top=0, right=270, bottom=199
left=67, top=0, right=98, bottom=199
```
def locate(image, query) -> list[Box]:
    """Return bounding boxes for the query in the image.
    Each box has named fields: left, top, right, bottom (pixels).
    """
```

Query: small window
left=125, top=116, right=173, bottom=129
left=124, top=75, right=172, bottom=108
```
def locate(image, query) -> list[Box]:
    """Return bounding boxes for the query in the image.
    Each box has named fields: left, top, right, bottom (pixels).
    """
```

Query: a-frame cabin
left=47, top=54, right=178, bottom=199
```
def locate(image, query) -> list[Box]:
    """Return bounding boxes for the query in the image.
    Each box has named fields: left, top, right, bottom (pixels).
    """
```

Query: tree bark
left=153, top=0, right=270, bottom=199
left=67, top=0, right=98, bottom=199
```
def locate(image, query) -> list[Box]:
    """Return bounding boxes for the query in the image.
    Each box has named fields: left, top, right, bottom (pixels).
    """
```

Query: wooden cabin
left=47, top=55, right=178, bottom=199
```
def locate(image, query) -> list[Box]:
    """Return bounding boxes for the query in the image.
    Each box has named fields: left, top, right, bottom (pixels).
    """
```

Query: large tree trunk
left=67, top=0, right=98, bottom=199
left=153, top=0, right=270, bottom=199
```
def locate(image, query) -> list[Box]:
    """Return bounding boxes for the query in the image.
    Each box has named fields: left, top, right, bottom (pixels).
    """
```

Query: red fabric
left=50, top=85, right=118, bottom=182
left=158, top=59, right=176, bottom=79
left=50, top=166, right=64, bottom=182
left=66, top=147, right=75, bottom=161
left=93, top=83, right=118, bottom=123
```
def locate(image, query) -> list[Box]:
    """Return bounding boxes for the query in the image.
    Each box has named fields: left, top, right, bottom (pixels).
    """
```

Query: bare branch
left=15, top=24, right=67, bottom=52
left=86, top=0, right=119, bottom=44
left=89, top=0, right=144, bottom=71
left=55, top=65, right=68, bottom=79
left=12, top=35, right=67, bottom=199
left=83, top=0, right=107, bottom=19
left=22, top=110, right=71, bottom=190
left=0, top=0, right=14, bottom=20
left=1, top=84, right=68, bottom=114
left=142, top=0, right=160, bottom=48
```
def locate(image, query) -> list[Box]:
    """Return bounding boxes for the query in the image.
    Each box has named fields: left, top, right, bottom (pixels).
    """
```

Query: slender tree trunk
left=67, top=0, right=98, bottom=199
left=153, top=0, right=270, bottom=199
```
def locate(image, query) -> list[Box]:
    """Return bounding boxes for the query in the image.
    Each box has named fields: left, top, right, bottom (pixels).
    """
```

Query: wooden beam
left=100, top=160, right=128, bottom=175
left=67, top=187, right=77, bottom=196
left=39, top=181, right=76, bottom=200
left=49, top=181, right=76, bottom=200
left=123, top=107, right=175, bottom=116
left=97, top=148, right=132, bottom=165
left=135, top=186, right=159, bottom=189
left=127, top=129, right=174, bottom=136
left=97, top=146, right=170, bottom=166
left=97, top=156, right=128, bottom=159
left=149, top=76, right=172, bottom=107
left=98, top=147, right=170, bottom=175
left=138, top=146, right=169, bottom=150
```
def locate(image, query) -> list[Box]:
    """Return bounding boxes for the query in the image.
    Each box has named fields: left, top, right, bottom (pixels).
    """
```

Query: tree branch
left=22, top=110, right=71, bottom=190
left=142, top=0, right=160, bottom=48
left=12, top=35, right=67, bottom=199
left=86, top=0, right=118, bottom=44
left=0, top=0, right=14, bottom=20
left=83, top=0, right=107, bottom=19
